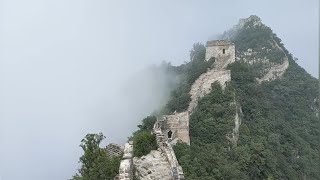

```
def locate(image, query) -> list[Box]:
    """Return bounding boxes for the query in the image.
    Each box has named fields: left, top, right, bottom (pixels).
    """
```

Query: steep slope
left=173, top=15, right=319, bottom=180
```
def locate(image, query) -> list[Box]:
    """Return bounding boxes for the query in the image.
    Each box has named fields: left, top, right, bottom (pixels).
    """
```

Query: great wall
left=124, top=40, right=235, bottom=180
left=112, top=38, right=289, bottom=180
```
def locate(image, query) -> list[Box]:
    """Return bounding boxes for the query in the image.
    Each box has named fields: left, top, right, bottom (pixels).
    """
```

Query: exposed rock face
left=133, top=150, right=173, bottom=180
left=311, top=98, right=319, bottom=118
left=226, top=103, right=243, bottom=145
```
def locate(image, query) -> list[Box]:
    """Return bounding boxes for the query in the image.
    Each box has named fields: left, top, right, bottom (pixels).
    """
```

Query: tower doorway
left=168, top=130, right=173, bottom=139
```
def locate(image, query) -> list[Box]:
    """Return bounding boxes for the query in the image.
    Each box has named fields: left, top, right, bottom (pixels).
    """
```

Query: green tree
left=72, top=133, right=120, bottom=180
left=137, top=116, right=157, bottom=131
left=133, top=131, right=158, bottom=157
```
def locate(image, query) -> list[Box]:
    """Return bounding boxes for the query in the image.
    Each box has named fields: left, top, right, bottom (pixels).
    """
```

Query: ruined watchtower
left=157, top=111, right=190, bottom=145
left=205, top=40, right=235, bottom=69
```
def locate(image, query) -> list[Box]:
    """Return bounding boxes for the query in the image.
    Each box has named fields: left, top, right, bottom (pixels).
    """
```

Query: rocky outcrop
left=226, top=102, right=243, bottom=145
left=311, top=98, right=319, bottom=118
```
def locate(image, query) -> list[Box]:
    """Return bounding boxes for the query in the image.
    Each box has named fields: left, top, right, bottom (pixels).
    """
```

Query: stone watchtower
left=205, top=40, right=235, bottom=69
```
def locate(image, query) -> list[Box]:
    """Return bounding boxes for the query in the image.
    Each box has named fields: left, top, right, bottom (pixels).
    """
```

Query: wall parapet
left=118, top=141, right=133, bottom=180
left=153, top=124, right=185, bottom=179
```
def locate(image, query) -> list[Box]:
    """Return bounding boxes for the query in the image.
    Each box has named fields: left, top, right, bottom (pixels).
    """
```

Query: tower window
left=168, top=130, right=173, bottom=139
left=223, top=49, right=226, bottom=54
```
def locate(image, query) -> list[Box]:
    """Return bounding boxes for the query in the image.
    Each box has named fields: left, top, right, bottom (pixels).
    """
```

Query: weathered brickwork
left=119, top=141, right=133, bottom=180
left=105, top=143, right=124, bottom=157
left=205, top=40, right=235, bottom=69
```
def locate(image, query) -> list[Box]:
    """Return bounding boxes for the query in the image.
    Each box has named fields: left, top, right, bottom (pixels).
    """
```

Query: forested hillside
left=171, top=16, right=320, bottom=180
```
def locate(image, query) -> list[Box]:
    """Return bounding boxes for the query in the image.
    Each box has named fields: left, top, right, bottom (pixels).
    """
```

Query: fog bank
left=0, top=0, right=318, bottom=180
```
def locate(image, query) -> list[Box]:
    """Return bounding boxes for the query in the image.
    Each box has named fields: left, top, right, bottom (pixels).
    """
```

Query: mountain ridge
left=171, top=15, right=319, bottom=180
left=71, top=15, right=319, bottom=180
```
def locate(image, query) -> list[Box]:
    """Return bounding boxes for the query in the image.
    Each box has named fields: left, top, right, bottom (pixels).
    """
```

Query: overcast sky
left=0, top=0, right=318, bottom=180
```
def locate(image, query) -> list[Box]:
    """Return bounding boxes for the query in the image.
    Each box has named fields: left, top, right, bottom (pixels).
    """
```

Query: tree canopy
left=72, top=133, right=120, bottom=180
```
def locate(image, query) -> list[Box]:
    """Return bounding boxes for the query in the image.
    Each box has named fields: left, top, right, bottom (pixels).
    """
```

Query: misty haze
left=0, top=1, right=319, bottom=180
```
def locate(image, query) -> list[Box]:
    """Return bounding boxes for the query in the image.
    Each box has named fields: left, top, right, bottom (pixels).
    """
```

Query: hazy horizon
left=0, top=0, right=318, bottom=179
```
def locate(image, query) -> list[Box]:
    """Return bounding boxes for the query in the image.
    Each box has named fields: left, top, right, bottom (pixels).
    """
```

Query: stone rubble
left=133, top=150, right=173, bottom=180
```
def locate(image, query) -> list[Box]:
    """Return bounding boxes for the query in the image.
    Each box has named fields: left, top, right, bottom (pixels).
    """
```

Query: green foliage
left=137, top=116, right=157, bottom=131
left=165, top=43, right=211, bottom=113
left=133, top=131, right=158, bottom=157
left=132, top=116, right=158, bottom=157
left=228, top=17, right=286, bottom=72
left=190, top=82, right=235, bottom=144
left=173, top=82, right=248, bottom=179
left=72, top=133, right=120, bottom=180
left=174, top=58, right=319, bottom=180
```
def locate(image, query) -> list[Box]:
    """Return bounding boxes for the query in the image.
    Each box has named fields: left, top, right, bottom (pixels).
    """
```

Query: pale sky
left=0, top=0, right=318, bottom=180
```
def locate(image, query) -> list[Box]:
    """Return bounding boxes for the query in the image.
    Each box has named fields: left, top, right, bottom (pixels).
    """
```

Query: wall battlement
left=206, top=40, right=234, bottom=47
